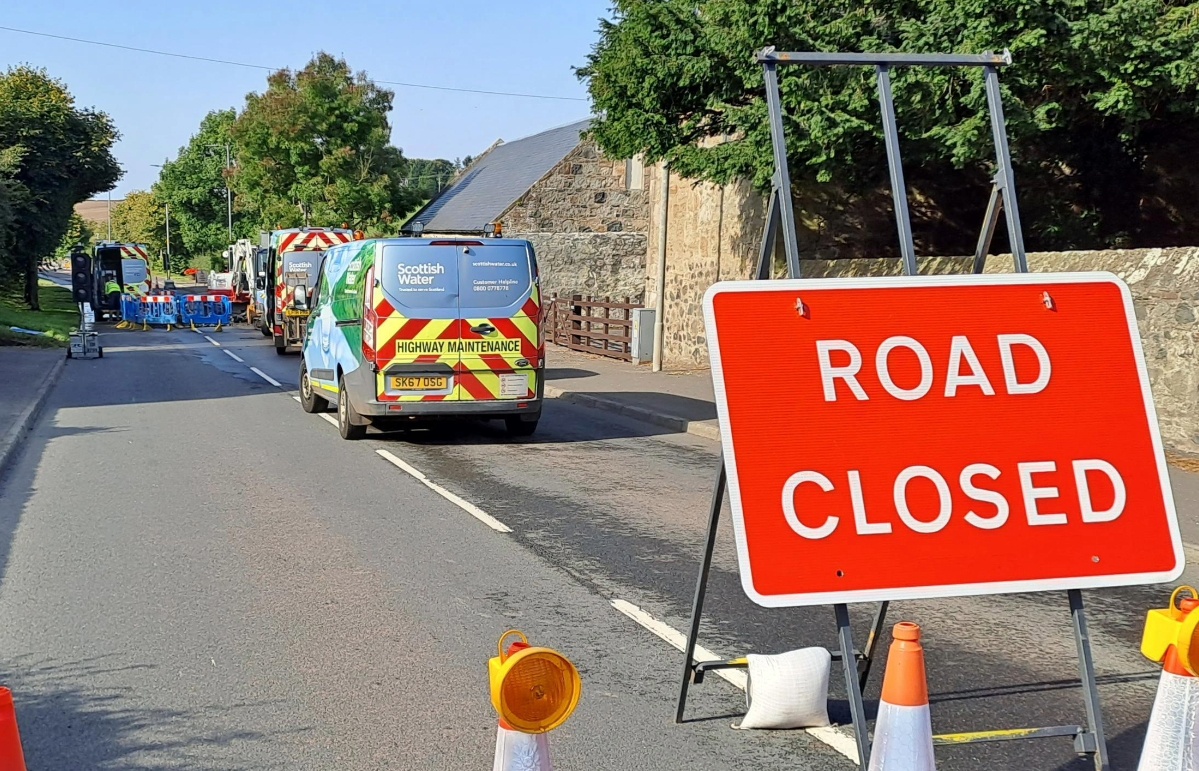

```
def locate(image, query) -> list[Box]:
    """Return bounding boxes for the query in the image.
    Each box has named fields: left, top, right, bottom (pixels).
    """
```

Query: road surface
left=1, top=323, right=1196, bottom=769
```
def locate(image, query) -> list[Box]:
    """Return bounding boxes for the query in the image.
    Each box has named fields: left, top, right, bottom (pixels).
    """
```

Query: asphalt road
left=2, top=323, right=1198, bottom=769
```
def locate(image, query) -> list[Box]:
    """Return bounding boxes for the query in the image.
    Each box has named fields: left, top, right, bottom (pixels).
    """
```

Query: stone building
left=406, top=118, right=649, bottom=303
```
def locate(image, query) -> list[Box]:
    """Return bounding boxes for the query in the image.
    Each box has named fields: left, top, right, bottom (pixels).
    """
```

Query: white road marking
left=204, top=335, right=221, bottom=347
left=608, top=598, right=859, bottom=763
left=375, top=449, right=512, bottom=533
left=250, top=367, right=282, bottom=387
left=292, top=396, right=302, bottom=403
left=223, top=350, right=244, bottom=363
left=320, top=414, right=338, bottom=427
left=192, top=328, right=203, bottom=335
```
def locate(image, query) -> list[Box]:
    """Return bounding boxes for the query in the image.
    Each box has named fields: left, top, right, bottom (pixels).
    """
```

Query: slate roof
left=408, top=118, right=592, bottom=234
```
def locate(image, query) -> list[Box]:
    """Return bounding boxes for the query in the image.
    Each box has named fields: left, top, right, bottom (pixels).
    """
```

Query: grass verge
left=0, top=280, right=77, bottom=348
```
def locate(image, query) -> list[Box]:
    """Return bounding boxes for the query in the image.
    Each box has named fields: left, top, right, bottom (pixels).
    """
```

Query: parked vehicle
left=260, top=227, right=356, bottom=354
left=92, top=242, right=150, bottom=319
left=217, top=239, right=261, bottom=324
left=299, top=237, right=544, bottom=439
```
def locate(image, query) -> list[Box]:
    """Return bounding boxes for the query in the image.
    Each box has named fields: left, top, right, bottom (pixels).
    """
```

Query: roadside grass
left=0, top=280, right=77, bottom=348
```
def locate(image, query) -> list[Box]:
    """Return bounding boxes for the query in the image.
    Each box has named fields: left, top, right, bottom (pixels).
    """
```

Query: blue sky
left=1, top=0, right=610, bottom=198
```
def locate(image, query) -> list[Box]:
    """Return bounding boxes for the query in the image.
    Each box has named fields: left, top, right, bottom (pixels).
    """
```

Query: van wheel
left=337, top=375, right=367, bottom=440
left=299, top=362, right=328, bottom=413
left=260, top=325, right=271, bottom=337
left=505, top=416, right=538, bottom=437
left=274, top=336, right=288, bottom=355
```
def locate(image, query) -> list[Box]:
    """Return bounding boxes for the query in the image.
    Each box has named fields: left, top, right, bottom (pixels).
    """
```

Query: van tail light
left=362, top=265, right=377, bottom=367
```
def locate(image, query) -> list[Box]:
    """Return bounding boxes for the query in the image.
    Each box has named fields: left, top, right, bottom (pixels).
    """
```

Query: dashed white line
left=375, top=449, right=512, bottom=533
left=320, top=414, right=339, bottom=427
left=223, top=349, right=244, bottom=363
left=204, top=335, right=221, bottom=347
left=250, top=367, right=282, bottom=387
left=292, top=396, right=302, bottom=403
left=608, top=598, right=859, bottom=763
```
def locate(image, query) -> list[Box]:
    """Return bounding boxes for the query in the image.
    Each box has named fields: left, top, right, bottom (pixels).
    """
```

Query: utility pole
left=206, top=143, right=234, bottom=239
left=165, top=201, right=171, bottom=279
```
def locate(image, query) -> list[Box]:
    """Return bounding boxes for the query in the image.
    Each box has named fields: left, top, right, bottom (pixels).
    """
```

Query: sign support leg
left=758, top=187, right=781, bottom=280
left=983, top=64, right=1029, bottom=273
left=1069, top=590, right=1110, bottom=770
left=857, top=601, right=890, bottom=690
left=762, top=63, right=802, bottom=278
left=675, top=460, right=727, bottom=723
left=835, top=603, right=871, bottom=769
left=875, top=65, right=919, bottom=277
left=971, top=183, right=1004, bottom=275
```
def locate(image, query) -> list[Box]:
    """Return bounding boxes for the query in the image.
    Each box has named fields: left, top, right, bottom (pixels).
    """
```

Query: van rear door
left=456, top=242, right=540, bottom=402
left=374, top=242, right=461, bottom=402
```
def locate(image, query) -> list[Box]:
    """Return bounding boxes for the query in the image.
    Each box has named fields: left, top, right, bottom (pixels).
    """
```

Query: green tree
left=404, top=158, right=459, bottom=200
left=157, top=109, right=244, bottom=261
left=0, top=66, right=120, bottom=308
left=52, top=213, right=93, bottom=265
left=231, top=53, right=421, bottom=232
left=109, top=190, right=185, bottom=272
left=579, top=0, right=1199, bottom=254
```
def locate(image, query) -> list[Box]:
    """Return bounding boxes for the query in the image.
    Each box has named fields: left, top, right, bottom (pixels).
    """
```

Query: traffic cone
left=1138, top=594, right=1199, bottom=770
left=493, top=720, right=552, bottom=771
left=868, top=622, right=935, bottom=771
left=0, top=687, right=28, bottom=771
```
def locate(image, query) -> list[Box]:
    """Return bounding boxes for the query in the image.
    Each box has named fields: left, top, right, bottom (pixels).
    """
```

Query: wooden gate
left=544, top=294, right=642, bottom=361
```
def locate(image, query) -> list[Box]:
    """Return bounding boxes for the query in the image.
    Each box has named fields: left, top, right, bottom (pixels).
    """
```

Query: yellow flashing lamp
left=488, top=630, right=581, bottom=734
left=1142, top=586, right=1199, bottom=674
left=354, top=230, right=366, bottom=241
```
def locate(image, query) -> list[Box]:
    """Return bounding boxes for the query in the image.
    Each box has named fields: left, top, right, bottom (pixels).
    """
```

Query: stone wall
left=513, top=232, right=648, bottom=304
left=647, top=168, right=1199, bottom=451
left=500, top=141, right=649, bottom=235
left=644, top=166, right=769, bottom=367
left=796, top=249, right=1199, bottom=453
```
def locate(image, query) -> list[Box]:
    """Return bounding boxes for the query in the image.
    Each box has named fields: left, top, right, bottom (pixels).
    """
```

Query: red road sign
left=704, top=272, right=1182, bottom=607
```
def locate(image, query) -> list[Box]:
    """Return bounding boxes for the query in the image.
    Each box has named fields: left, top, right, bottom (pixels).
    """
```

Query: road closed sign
left=704, top=272, right=1182, bottom=607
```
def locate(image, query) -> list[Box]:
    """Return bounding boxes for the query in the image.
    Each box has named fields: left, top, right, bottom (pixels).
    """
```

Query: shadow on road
left=368, top=401, right=693, bottom=445
left=0, top=653, right=301, bottom=769
left=0, top=425, right=123, bottom=589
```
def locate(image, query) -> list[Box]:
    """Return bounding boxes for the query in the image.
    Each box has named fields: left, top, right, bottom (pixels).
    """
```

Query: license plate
left=391, top=376, right=447, bottom=391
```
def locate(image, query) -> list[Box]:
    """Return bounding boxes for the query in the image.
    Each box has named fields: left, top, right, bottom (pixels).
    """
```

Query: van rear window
left=282, top=252, right=323, bottom=288
left=459, top=245, right=532, bottom=309
left=380, top=244, right=458, bottom=310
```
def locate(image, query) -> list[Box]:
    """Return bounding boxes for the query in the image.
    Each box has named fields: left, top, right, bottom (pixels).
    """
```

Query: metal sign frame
left=675, top=47, right=1110, bottom=771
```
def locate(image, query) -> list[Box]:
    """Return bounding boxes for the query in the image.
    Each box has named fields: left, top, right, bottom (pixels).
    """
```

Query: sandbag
left=736, top=647, right=832, bottom=730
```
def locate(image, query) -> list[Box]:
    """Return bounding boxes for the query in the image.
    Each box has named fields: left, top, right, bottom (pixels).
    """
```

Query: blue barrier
left=140, top=296, right=178, bottom=329
left=119, top=296, right=144, bottom=327
left=179, top=294, right=232, bottom=330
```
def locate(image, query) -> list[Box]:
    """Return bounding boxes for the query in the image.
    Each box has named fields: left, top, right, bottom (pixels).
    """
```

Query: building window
left=626, top=155, right=645, bottom=191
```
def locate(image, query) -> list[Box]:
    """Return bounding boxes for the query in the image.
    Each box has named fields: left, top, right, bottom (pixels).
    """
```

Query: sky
left=0, top=0, right=611, bottom=198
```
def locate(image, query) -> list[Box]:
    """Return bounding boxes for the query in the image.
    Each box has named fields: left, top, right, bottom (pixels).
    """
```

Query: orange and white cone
left=1138, top=597, right=1199, bottom=770
left=493, top=720, right=552, bottom=771
left=0, top=687, right=27, bottom=771
left=868, top=622, right=935, bottom=771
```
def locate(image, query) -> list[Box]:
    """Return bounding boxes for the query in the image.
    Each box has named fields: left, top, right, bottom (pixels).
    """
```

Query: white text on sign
left=816, top=334, right=1051, bottom=402
left=781, top=460, right=1126, bottom=540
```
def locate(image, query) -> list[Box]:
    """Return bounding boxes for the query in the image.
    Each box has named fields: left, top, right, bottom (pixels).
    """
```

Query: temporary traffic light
left=488, top=630, right=580, bottom=734
left=70, top=251, right=93, bottom=305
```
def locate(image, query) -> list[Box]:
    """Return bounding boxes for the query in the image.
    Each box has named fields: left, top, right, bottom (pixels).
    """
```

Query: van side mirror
left=255, top=277, right=265, bottom=290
